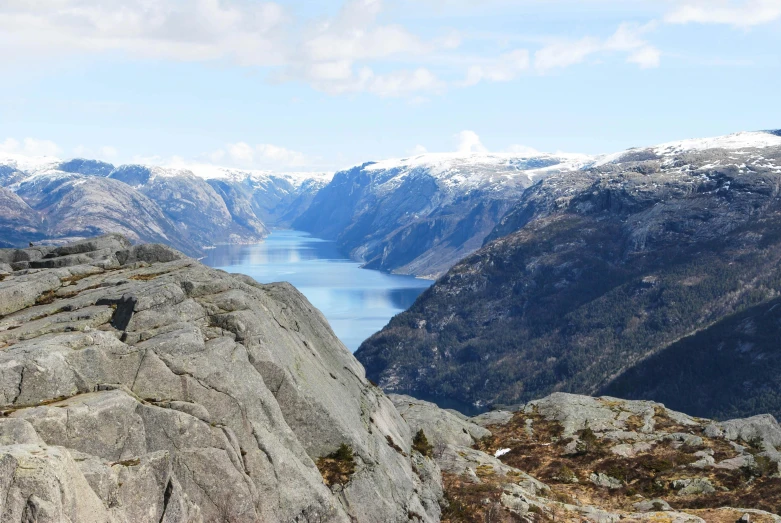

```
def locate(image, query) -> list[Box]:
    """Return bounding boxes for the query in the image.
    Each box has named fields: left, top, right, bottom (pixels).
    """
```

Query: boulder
left=633, top=499, right=672, bottom=512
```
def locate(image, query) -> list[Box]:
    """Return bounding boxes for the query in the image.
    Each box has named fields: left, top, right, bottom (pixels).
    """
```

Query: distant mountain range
left=355, top=130, right=781, bottom=421
left=0, top=155, right=331, bottom=257
left=1, top=149, right=595, bottom=279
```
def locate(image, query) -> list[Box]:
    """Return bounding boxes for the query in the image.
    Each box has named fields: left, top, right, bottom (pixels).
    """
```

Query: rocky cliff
left=294, top=152, right=591, bottom=279
left=356, top=131, right=781, bottom=418
left=0, top=235, right=441, bottom=522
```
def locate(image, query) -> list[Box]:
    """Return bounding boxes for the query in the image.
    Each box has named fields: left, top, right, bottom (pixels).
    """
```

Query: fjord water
left=202, top=230, right=433, bottom=351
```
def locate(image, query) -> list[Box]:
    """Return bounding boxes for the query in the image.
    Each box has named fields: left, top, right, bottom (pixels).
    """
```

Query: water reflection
left=202, top=230, right=433, bottom=351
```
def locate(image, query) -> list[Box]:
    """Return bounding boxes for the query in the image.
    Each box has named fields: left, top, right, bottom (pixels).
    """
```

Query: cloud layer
left=0, top=0, right=776, bottom=98
left=666, top=0, right=781, bottom=28
left=0, top=0, right=684, bottom=98
left=0, top=137, right=62, bottom=157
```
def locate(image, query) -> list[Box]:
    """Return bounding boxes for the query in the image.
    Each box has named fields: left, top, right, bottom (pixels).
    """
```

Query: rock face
left=294, top=152, right=591, bottom=279
left=356, top=131, right=781, bottom=417
left=0, top=157, right=330, bottom=256
left=0, top=236, right=442, bottom=522
left=394, top=391, right=781, bottom=522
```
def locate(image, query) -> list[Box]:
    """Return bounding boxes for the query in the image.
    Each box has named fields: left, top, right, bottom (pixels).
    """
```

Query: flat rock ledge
left=0, top=236, right=442, bottom=522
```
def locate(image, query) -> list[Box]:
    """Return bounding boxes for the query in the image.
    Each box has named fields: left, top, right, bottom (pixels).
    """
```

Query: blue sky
left=0, top=0, right=779, bottom=172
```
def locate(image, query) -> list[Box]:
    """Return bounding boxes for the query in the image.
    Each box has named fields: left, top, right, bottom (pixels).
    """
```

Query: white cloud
left=1, top=137, right=61, bottom=157
left=506, top=144, right=542, bottom=156
left=628, top=46, right=661, bottom=69
left=209, top=141, right=308, bottom=169
left=0, top=0, right=287, bottom=66
left=0, top=0, right=670, bottom=99
left=463, top=49, right=530, bottom=86
left=456, top=131, right=488, bottom=154
left=73, top=144, right=119, bottom=160
left=666, top=0, right=781, bottom=28
left=535, top=23, right=661, bottom=71
left=100, top=146, right=119, bottom=159
left=411, top=144, right=429, bottom=155
left=283, top=0, right=449, bottom=97
left=0, top=138, right=20, bottom=153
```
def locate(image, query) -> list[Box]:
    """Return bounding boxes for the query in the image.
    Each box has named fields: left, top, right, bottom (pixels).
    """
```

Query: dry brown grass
left=316, top=444, right=356, bottom=487
left=452, top=409, right=781, bottom=518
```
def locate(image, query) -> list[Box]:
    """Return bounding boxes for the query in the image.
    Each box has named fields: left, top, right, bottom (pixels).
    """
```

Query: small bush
left=575, top=426, right=600, bottom=454
left=745, top=435, right=764, bottom=453
left=413, top=429, right=434, bottom=457
left=743, top=455, right=777, bottom=478
left=316, top=444, right=356, bottom=487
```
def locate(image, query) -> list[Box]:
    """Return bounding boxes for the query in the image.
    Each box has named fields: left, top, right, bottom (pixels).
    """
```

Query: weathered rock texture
left=392, top=393, right=781, bottom=522
left=0, top=235, right=441, bottom=522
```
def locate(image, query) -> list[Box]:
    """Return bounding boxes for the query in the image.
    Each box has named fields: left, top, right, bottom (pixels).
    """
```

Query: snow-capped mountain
left=0, top=155, right=332, bottom=255
left=294, top=150, right=595, bottom=278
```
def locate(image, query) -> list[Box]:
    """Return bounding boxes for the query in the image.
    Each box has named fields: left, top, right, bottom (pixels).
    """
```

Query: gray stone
left=708, top=415, right=781, bottom=449
left=116, top=243, right=187, bottom=265
left=671, top=478, right=716, bottom=496
left=53, top=234, right=132, bottom=256
left=389, top=394, right=491, bottom=448
left=470, top=410, right=514, bottom=427
left=589, top=472, right=623, bottom=489
left=0, top=271, right=61, bottom=316
left=633, top=499, right=672, bottom=512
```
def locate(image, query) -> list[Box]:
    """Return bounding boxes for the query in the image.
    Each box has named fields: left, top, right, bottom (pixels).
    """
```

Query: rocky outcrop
left=393, top=392, right=781, bottom=522
left=356, top=131, right=781, bottom=418
left=294, top=153, right=591, bottom=278
left=0, top=236, right=442, bottom=522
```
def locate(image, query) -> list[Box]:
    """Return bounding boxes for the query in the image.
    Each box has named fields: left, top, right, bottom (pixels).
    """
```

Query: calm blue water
left=202, top=230, right=433, bottom=351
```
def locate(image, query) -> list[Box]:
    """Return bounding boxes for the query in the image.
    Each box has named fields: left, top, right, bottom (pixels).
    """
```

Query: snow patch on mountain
left=360, top=151, right=594, bottom=193
left=654, top=131, right=781, bottom=156
left=596, top=131, right=781, bottom=167
left=0, top=152, right=61, bottom=173
left=169, top=163, right=333, bottom=188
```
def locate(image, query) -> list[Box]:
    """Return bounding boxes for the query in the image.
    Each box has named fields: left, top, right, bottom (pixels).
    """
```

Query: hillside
left=294, top=152, right=592, bottom=279
left=355, top=131, right=781, bottom=416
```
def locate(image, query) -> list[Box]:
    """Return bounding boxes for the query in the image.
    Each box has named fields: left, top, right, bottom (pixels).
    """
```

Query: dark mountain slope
left=0, top=187, right=45, bottom=245
left=356, top=132, right=781, bottom=413
left=601, top=294, right=781, bottom=420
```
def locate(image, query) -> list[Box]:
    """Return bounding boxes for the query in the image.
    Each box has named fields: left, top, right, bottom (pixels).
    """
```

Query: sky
left=0, top=0, right=779, bottom=172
